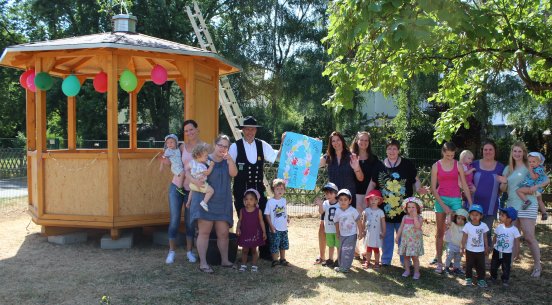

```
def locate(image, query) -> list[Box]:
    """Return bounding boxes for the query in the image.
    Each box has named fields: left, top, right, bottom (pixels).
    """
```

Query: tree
left=323, top=0, right=552, bottom=143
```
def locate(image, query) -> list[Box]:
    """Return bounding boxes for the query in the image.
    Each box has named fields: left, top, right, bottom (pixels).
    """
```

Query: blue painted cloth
left=190, top=156, right=234, bottom=227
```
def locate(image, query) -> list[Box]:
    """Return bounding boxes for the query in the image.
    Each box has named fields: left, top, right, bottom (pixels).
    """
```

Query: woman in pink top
left=430, top=142, right=473, bottom=273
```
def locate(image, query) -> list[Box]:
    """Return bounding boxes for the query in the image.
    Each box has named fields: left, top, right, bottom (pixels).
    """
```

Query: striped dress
left=503, top=165, right=538, bottom=219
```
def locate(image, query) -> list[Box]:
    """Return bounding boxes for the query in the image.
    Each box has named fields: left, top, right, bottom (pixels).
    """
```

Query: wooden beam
left=68, top=56, right=93, bottom=71
left=175, top=60, right=194, bottom=120
left=35, top=57, right=47, bottom=218
left=26, top=89, right=36, bottom=206
left=129, top=91, right=138, bottom=149
left=106, top=53, right=120, bottom=223
left=67, top=96, right=77, bottom=150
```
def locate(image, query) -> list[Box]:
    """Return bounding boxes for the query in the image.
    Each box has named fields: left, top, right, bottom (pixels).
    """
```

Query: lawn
left=0, top=204, right=549, bottom=305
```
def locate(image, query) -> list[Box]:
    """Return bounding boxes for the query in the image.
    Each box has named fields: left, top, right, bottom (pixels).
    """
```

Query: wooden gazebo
left=0, top=15, right=239, bottom=239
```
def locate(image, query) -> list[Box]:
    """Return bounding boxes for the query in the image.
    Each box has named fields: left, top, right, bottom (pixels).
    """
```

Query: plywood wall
left=44, top=159, right=108, bottom=216
left=118, top=158, right=172, bottom=216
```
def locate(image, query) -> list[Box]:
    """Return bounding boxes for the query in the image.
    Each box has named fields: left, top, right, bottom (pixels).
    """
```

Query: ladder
left=186, top=1, right=243, bottom=141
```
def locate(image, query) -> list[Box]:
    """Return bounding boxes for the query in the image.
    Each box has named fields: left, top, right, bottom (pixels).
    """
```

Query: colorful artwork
left=277, top=132, right=322, bottom=190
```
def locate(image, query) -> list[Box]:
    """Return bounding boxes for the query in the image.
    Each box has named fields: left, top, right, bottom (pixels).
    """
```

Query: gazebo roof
left=0, top=32, right=240, bottom=76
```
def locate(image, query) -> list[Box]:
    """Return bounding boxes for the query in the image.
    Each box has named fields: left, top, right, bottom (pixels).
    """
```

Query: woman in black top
left=366, top=139, right=426, bottom=266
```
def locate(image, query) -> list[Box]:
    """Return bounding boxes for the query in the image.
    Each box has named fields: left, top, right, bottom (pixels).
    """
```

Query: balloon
left=151, top=64, right=167, bottom=85
left=34, top=72, right=54, bottom=91
left=26, top=70, right=36, bottom=92
left=19, top=70, right=33, bottom=89
left=93, top=71, right=108, bottom=93
left=62, top=75, right=81, bottom=97
left=119, top=69, right=137, bottom=92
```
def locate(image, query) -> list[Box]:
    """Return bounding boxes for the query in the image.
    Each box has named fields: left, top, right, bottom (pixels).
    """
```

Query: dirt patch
left=0, top=206, right=550, bottom=305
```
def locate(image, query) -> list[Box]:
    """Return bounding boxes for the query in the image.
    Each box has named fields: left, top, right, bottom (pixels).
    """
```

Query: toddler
left=162, top=134, right=185, bottom=195
left=490, top=207, right=521, bottom=286
left=264, top=179, right=290, bottom=267
left=461, top=204, right=489, bottom=288
left=236, top=189, right=267, bottom=272
left=361, top=190, right=385, bottom=269
left=186, top=143, right=214, bottom=212
left=333, top=189, right=362, bottom=273
left=460, top=150, right=476, bottom=193
left=517, top=152, right=549, bottom=219
left=315, top=182, right=340, bottom=267
left=444, top=208, right=468, bottom=275
left=396, top=197, right=424, bottom=280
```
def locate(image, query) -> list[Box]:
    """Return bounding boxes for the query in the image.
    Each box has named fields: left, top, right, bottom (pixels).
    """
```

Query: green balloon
left=34, top=72, right=54, bottom=91
left=120, top=69, right=137, bottom=92
left=62, top=75, right=81, bottom=97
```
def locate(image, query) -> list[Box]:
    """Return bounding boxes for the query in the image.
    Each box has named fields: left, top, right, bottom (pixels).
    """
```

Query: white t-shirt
left=229, top=139, right=278, bottom=164
left=322, top=200, right=339, bottom=234
left=493, top=224, right=521, bottom=253
left=264, top=197, right=288, bottom=231
left=462, top=222, right=489, bottom=252
left=334, top=206, right=360, bottom=237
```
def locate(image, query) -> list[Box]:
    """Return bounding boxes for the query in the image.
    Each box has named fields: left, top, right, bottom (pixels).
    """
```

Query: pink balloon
left=151, top=64, right=167, bottom=85
left=19, top=70, right=33, bottom=89
left=93, top=71, right=108, bottom=93
left=26, top=70, right=36, bottom=92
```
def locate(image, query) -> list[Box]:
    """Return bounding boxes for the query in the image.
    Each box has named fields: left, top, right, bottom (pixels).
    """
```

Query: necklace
left=387, top=157, right=400, bottom=168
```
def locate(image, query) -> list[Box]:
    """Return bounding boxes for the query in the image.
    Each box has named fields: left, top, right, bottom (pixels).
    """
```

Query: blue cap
left=468, top=204, right=484, bottom=215
left=499, top=207, right=518, bottom=221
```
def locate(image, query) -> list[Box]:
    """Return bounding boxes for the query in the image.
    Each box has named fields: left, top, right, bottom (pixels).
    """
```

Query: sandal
left=239, top=265, right=247, bottom=272
left=279, top=259, right=290, bottom=266
left=251, top=265, right=258, bottom=272
left=313, top=257, right=325, bottom=265
left=542, top=213, right=548, bottom=221
left=271, top=260, right=280, bottom=267
left=434, top=263, right=443, bottom=274
left=362, top=262, right=371, bottom=269
left=198, top=265, right=214, bottom=273
left=221, top=263, right=234, bottom=268
left=531, top=267, right=542, bottom=278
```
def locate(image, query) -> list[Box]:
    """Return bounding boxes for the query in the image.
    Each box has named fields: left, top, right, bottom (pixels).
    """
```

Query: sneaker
left=413, top=272, right=420, bottom=280
left=453, top=268, right=465, bottom=276
left=444, top=267, right=452, bottom=275
left=429, top=258, right=438, bottom=265
left=434, top=263, right=443, bottom=274
left=465, top=278, right=473, bottom=286
left=334, top=267, right=349, bottom=273
left=200, top=201, right=209, bottom=211
left=239, top=264, right=247, bottom=272
left=251, top=265, right=258, bottom=272
left=477, top=280, right=488, bottom=288
left=313, top=257, right=325, bottom=265
left=402, top=271, right=411, bottom=277
left=165, top=250, right=176, bottom=264
left=333, top=259, right=340, bottom=268
left=322, top=259, right=333, bottom=267
left=521, top=200, right=531, bottom=210
left=542, top=213, right=548, bottom=221
left=186, top=251, right=197, bottom=263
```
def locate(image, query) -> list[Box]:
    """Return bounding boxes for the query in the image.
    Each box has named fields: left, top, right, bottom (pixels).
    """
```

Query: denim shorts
left=269, top=230, right=289, bottom=254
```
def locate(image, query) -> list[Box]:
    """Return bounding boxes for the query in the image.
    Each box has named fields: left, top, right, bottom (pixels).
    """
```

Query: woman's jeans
left=168, top=183, right=195, bottom=240
left=381, top=222, right=403, bottom=265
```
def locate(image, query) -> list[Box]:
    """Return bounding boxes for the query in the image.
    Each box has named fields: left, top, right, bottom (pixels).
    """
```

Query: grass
left=0, top=205, right=550, bottom=305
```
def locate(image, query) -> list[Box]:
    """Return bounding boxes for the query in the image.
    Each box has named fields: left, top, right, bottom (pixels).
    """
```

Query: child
left=162, top=134, right=185, bottom=195
left=461, top=204, right=489, bottom=288
left=264, top=179, right=290, bottom=267
left=459, top=150, right=476, bottom=193
left=236, top=189, right=267, bottom=272
left=186, top=143, right=214, bottom=212
left=333, top=189, right=362, bottom=273
left=396, top=197, right=424, bottom=280
left=490, top=207, right=521, bottom=286
left=444, top=208, right=468, bottom=275
left=361, top=190, right=385, bottom=269
left=314, top=182, right=340, bottom=267
left=516, top=152, right=549, bottom=219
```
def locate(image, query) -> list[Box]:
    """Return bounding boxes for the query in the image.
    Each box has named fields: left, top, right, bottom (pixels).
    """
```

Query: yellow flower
left=387, top=196, right=400, bottom=207
left=386, top=180, right=401, bottom=193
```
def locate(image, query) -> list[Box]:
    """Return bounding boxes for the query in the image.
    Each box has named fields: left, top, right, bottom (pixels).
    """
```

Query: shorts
left=434, top=196, right=463, bottom=213
left=326, top=233, right=340, bottom=248
left=366, top=246, right=380, bottom=253
left=189, top=182, right=210, bottom=193
left=269, top=230, right=289, bottom=254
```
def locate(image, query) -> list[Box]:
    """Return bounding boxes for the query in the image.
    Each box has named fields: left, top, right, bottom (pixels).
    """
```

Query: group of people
left=160, top=116, right=549, bottom=286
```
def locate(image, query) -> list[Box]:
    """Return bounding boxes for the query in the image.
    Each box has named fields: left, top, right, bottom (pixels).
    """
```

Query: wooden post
left=129, top=79, right=145, bottom=150
left=67, top=96, right=77, bottom=150
left=106, top=53, right=119, bottom=235
left=26, top=87, right=36, bottom=206
left=35, top=57, right=46, bottom=217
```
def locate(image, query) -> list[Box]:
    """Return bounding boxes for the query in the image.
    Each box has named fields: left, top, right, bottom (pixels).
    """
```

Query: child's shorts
left=434, top=196, right=463, bottom=213
left=189, top=182, right=210, bottom=193
left=325, top=233, right=340, bottom=248
left=269, top=230, right=289, bottom=254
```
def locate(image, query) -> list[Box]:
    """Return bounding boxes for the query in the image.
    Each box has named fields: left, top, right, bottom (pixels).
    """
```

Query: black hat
left=236, top=116, right=263, bottom=129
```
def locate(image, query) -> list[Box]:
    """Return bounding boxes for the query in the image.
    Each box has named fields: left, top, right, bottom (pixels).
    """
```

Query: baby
left=186, top=143, right=214, bottom=212
left=517, top=152, right=549, bottom=218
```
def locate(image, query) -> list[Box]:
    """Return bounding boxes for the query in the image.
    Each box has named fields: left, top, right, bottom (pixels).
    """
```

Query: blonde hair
left=459, top=150, right=474, bottom=163
left=271, top=178, right=286, bottom=191
left=192, top=143, right=210, bottom=159
left=506, top=141, right=528, bottom=176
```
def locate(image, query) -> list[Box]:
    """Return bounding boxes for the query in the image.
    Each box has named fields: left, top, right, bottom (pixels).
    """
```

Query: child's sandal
left=251, top=265, right=258, bottom=272
left=279, top=259, right=289, bottom=266
left=362, top=262, right=371, bottom=269
left=271, top=260, right=280, bottom=267
left=239, top=265, right=247, bottom=272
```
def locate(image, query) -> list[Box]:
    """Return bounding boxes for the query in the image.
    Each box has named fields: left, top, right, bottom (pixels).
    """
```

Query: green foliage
left=323, top=0, right=552, bottom=143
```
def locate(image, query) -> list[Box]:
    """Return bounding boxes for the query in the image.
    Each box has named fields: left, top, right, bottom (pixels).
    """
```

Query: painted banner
left=277, top=132, right=322, bottom=190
